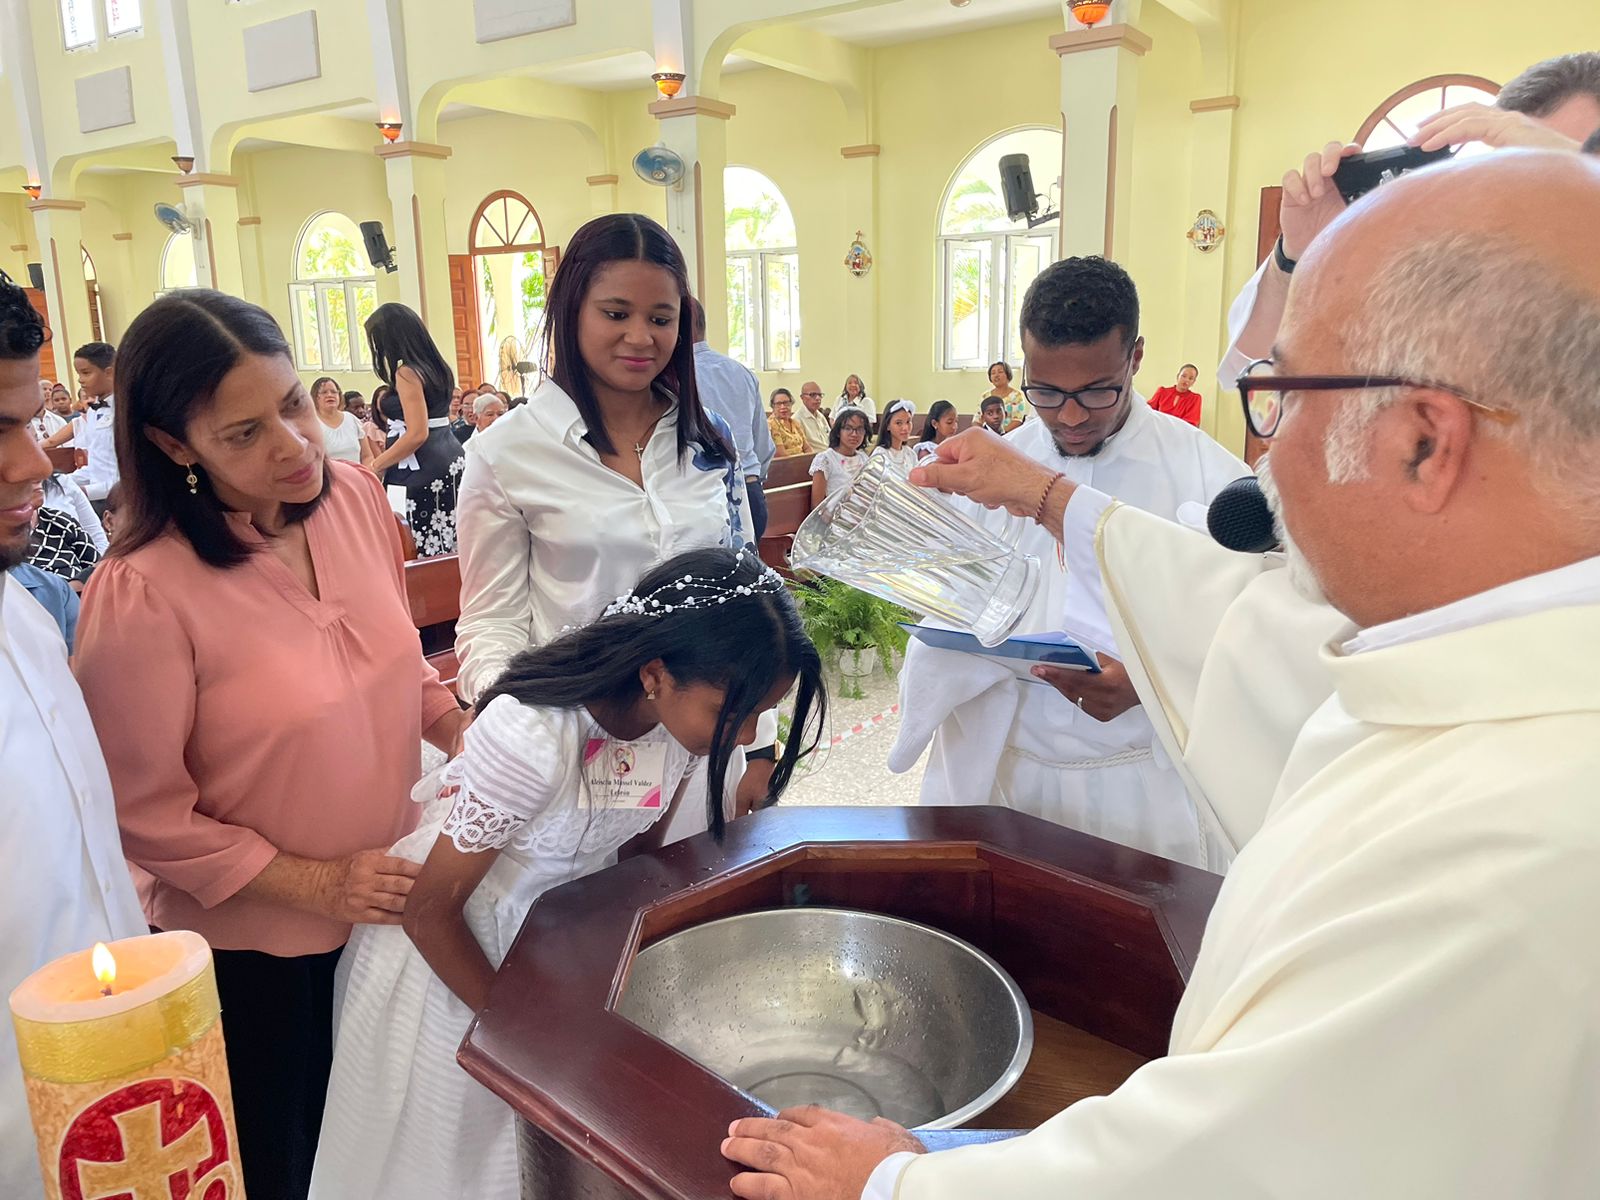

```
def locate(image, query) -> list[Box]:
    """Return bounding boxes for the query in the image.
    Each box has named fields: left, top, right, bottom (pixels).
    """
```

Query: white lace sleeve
left=440, top=785, right=527, bottom=852
left=438, top=696, right=572, bottom=852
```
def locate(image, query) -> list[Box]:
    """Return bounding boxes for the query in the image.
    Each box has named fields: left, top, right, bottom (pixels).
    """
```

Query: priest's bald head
left=1260, top=150, right=1600, bottom=628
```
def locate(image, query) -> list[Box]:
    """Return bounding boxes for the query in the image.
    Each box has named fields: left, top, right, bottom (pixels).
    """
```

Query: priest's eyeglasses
left=1236, top=358, right=1516, bottom=439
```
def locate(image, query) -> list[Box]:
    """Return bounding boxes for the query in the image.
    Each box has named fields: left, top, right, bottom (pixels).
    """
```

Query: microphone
left=1207, top=476, right=1279, bottom=553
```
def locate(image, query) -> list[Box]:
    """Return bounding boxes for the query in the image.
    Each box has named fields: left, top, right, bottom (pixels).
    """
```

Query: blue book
left=902, top=623, right=1102, bottom=681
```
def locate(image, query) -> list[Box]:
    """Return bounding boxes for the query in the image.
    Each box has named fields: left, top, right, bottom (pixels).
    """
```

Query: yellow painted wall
left=872, top=16, right=1063, bottom=413
left=438, top=112, right=600, bottom=258
left=235, top=144, right=401, bottom=395
left=721, top=68, right=854, bottom=402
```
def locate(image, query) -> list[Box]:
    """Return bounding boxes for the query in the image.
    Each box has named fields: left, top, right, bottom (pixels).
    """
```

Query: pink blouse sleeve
left=75, top=558, right=279, bottom=908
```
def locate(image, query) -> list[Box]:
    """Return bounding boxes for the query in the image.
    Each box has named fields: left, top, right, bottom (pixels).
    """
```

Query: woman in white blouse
left=312, top=376, right=373, bottom=467
left=808, top=407, right=871, bottom=507
left=869, top=399, right=918, bottom=480
left=453, top=213, right=747, bottom=705
left=837, top=373, right=876, bottom=432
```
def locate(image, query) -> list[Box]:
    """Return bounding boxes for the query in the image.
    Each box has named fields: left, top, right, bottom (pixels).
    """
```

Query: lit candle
left=8, top=931, right=245, bottom=1200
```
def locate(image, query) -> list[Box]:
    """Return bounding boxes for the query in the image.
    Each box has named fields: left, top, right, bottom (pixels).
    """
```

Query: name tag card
left=583, top=738, right=669, bottom=810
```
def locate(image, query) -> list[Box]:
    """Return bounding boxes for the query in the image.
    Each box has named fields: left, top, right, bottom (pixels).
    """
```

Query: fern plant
left=794, top=578, right=912, bottom=699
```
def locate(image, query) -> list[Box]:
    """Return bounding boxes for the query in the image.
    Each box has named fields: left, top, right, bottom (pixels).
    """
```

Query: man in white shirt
left=41, top=341, right=118, bottom=505
left=692, top=299, right=775, bottom=540
left=0, top=279, right=144, bottom=1200
left=892, top=256, right=1247, bottom=869
left=1219, top=52, right=1600, bottom=402
left=722, top=150, right=1600, bottom=1200
left=794, top=382, right=831, bottom=454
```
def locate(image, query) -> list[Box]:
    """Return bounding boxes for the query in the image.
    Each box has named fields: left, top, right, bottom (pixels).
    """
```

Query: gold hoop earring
left=185, top=466, right=199, bottom=495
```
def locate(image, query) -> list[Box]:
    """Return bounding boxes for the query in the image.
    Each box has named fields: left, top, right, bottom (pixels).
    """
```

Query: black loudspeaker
left=26, top=262, right=44, bottom=290
left=359, top=221, right=398, bottom=274
left=999, top=154, right=1038, bottom=222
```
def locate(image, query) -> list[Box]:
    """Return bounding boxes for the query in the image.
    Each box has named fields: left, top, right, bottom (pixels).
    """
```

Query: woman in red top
left=75, top=290, right=468, bottom=1200
left=1149, top=363, right=1203, bottom=427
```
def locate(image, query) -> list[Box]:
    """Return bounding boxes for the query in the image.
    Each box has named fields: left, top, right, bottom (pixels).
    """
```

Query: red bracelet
left=1032, top=471, right=1066, bottom=525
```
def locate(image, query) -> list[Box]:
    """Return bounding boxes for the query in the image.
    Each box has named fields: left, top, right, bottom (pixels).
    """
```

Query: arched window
left=724, top=167, right=799, bottom=372
left=289, top=211, right=378, bottom=373
left=1356, top=74, right=1500, bottom=150
left=81, top=245, right=104, bottom=341
left=938, top=127, right=1060, bottom=371
left=469, top=190, right=556, bottom=393
left=159, top=232, right=197, bottom=293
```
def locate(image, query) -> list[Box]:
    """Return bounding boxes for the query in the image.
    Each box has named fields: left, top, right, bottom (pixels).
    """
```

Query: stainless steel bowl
left=616, top=907, right=1033, bottom=1129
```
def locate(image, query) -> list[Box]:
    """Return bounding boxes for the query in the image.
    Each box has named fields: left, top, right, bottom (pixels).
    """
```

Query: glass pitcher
left=789, top=453, right=1039, bottom=647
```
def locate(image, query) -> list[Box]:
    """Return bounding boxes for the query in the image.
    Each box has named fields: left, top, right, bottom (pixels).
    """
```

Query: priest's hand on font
left=1034, top=653, right=1141, bottom=722
left=722, top=1106, right=926, bottom=1200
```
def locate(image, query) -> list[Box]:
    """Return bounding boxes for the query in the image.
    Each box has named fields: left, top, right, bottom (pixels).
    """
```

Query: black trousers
left=212, top=945, right=343, bottom=1200
left=746, top=479, right=769, bottom=543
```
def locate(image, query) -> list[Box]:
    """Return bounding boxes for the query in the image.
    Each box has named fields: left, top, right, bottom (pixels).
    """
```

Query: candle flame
left=91, top=942, right=116, bottom=990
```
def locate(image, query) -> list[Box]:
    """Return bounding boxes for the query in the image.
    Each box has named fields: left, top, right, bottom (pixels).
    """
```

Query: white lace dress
left=309, top=696, right=695, bottom=1200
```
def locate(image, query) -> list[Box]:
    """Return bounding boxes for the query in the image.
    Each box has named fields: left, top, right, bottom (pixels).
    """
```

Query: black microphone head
left=1207, top=475, right=1279, bottom=554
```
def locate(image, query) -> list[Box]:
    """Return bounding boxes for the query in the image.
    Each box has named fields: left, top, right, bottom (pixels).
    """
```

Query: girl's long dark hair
left=365, top=302, right=453, bottom=406
left=112, top=290, right=331, bottom=569
left=543, top=213, right=730, bottom=464
left=919, top=400, right=956, bottom=445
left=475, top=547, right=825, bottom=840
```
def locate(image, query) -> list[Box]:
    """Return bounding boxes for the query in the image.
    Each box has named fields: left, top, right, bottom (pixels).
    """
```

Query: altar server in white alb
left=722, top=150, right=1600, bottom=1200
left=890, top=256, right=1246, bottom=869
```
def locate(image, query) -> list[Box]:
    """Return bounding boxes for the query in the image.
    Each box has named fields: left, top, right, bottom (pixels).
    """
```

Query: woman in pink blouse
left=74, top=291, right=468, bottom=1200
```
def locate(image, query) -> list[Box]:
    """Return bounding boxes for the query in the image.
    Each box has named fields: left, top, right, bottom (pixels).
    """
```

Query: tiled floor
left=780, top=663, right=926, bottom=808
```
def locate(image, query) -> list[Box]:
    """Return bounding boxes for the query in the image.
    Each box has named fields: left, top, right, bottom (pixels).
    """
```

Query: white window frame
left=60, top=0, right=97, bottom=49
left=939, top=228, right=1056, bottom=371
left=157, top=231, right=198, bottom=295
left=60, top=0, right=141, bottom=49
left=104, top=0, right=142, bottom=39
left=288, top=279, right=378, bottom=373
left=728, top=247, right=800, bottom=373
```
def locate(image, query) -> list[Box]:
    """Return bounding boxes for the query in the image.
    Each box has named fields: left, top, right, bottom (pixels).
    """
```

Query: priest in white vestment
left=0, top=285, right=146, bottom=1200
left=721, top=150, right=1600, bottom=1200
left=891, top=256, right=1246, bottom=870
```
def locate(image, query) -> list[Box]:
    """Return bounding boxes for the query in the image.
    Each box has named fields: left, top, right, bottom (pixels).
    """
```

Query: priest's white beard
left=1256, top=456, right=1329, bottom=606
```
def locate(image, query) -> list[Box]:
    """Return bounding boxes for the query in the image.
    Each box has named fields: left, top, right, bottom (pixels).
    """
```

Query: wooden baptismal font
left=459, top=806, right=1221, bottom=1199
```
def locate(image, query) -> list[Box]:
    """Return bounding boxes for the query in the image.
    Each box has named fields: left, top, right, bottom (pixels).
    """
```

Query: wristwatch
left=1273, top=235, right=1297, bottom=275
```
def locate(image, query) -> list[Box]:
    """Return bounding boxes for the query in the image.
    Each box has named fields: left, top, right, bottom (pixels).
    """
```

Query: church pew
left=764, top=454, right=814, bottom=490
left=404, top=554, right=462, bottom=693
left=46, top=447, right=79, bottom=474
left=759, top=482, right=813, bottom=576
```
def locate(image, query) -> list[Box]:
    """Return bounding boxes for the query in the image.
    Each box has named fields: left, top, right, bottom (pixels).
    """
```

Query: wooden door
left=25, top=288, right=56, bottom=383
left=86, top=280, right=103, bottom=342
left=448, top=254, right=482, bottom=390
left=1256, top=186, right=1282, bottom=266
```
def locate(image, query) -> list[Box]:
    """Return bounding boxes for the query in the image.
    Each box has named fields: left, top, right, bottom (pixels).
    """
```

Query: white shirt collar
left=1343, top=554, right=1600, bottom=655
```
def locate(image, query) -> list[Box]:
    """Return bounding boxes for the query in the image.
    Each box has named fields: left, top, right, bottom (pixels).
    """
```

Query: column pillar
left=1182, top=94, right=1242, bottom=450
left=840, top=143, right=881, bottom=394
left=28, top=200, right=92, bottom=379
left=236, top=216, right=265, bottom=305
left=174, top=174, right=245, bottom=295
left=650, top=95, right=733, bottom=342
left=1051, top=22, right=1151, bottom=261
left=586, top=173, right=619, bottom=218
left=377, top=141, right=454, bottom=351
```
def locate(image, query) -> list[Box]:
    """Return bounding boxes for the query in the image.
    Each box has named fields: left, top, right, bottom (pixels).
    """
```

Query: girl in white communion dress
left=309, top=546, right=826, bottom=1200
